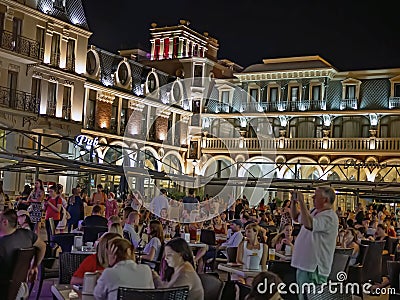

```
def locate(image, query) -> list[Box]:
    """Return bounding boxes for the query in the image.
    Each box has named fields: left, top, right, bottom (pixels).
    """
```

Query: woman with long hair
left=279, top=200, right=292, bottom=232
left=142, top=219, right=164, bottom=262
left=27, top=179, right=45, bottom=233
left=153, top=237, right=204, bottom=300
left=70, top=232, right=121, bottom=285
left=237, top=223, right=268, bottom=284
left=271, top=223, right=295, bottom=253
left=93, top=238, right=154, bottom=299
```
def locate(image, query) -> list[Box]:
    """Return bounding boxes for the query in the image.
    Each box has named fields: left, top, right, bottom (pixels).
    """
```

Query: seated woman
left=340, top=228, right=360, bottom=266
left=153, top=237, right=204, bottom=300
left=237, top=223, right=268, bottom=284
left=212, top=214, right=228, bottom=236
left=94, top=238, right=154, bottom=300
left=142, top=219, right=164, bottom=263
left=271, top=223, right=295, bottom=254
left=70, top=232, right=121, bottom=285
left=108, top=222, right=123, bottom=236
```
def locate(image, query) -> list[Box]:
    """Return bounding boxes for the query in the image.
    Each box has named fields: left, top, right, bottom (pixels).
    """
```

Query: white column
left=160, top=39, right=164, bottom=60
left=169, top=38, right=173, bottom=59
left=150, top=40, right=155, bottom=60
left=59, top=38, right=68, bottom=68
left=43, top=23, right=54, bottom=64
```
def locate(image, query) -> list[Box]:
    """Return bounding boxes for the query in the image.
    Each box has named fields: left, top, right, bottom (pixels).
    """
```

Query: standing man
left=150, top=189, right=169, bottom=217
left=290, top=187, right=339, bottom=300
left=182, top=188, right=199, bottom=214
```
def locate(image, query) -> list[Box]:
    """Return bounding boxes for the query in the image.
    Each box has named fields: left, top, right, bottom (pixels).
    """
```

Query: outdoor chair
left=82, top=226, right=107, bottom=243
left=328, top=253, right=351, bottom=282
left=31, top=241, right=59, bottom=300
left=360, top=240, right=386, bottom=283
left=0, top=247, right=35, bottom=300
left=387, top=261, right=400, bottom=300
left=59, top=252, right=90, bottom=284
left=51, top=233, right=82, bottom=252
left=199, top=273, right=224, bottom=300
left=117, top=286, right=189, bottom=300
left=306, top=284, right=352, bottom=300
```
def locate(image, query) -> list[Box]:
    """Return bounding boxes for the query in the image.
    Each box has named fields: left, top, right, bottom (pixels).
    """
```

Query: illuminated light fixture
left=100, top=121, right=107, bottom=129
left=71, top=18, right=80, bottom=25
left=369, top=113, right=378, bottom=126
left=279, top=116, right=287, bottom=127
left=159, top=133, right=166, bottom=141
left=323, top=115, right=331, bottom=127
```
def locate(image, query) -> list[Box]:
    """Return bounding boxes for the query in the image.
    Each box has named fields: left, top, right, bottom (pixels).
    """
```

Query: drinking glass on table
left=268, top=248, right=275, bottom=260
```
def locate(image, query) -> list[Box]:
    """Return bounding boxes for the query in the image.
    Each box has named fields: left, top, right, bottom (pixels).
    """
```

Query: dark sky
left=82, top=0, right=400, bottom=71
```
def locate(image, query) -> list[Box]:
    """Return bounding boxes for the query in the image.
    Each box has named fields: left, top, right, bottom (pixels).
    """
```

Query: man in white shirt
left=123, top=211, right=140, bottom=248
left=220, top=219, right=244, bottom=248
left=290, top=187, right=339, bottom=300
left=150, top=189, right=169, bottom=217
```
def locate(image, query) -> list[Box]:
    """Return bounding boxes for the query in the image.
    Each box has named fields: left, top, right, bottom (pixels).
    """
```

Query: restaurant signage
left=75, top=135, right=99, bottom=150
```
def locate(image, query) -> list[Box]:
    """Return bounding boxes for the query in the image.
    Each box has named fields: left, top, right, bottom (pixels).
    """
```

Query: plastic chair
left=117, top=286, right=189, bottom=300
left=199, top=273, right=224, bottom=300
left=59, top=252, right=90, bottom=284
left=0, top=247, right=35, bottom=300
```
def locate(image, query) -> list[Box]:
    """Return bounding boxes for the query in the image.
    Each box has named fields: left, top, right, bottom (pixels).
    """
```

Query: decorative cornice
left=156, top=108, right=171, bottom=119
left=129, top=100, right=145, bottom=111
left=97, top=91, right=115, bottom=104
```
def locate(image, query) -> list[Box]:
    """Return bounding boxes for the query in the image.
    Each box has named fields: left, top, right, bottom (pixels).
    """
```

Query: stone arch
left=200, top=155, right=236, bottom=177
left=162, top=150, right=184, bottom=174
left=281, top=157, right=323, bottom=180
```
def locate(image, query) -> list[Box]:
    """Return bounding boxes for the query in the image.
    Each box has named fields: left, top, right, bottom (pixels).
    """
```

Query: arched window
left=332, top=116, right=369, bottom=138
left=379, top=116, right=400, bottom=138
left=289, top=117, right=322, bottom=138
left=86, top=51, right=97, bottom=75
left=118, top=63, right=129, bottom=85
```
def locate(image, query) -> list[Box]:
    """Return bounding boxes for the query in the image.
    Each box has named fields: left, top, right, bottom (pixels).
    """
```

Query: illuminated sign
left=75, top=135, right=99, bottom=150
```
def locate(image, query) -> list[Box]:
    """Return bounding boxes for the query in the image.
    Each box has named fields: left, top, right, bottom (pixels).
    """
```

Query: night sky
left=82, top=0, right=400, bottom=71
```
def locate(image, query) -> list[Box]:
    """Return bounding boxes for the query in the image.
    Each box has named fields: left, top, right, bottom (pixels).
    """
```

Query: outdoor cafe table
left=189, top=242, right=208, bottom=248
left=51, top=284, right=94, bottom=300
left=71, top=248, right=96, bottom=255
left=275, top=251, right=292, bottom=261
left=218, top=263, right=263, bottom=280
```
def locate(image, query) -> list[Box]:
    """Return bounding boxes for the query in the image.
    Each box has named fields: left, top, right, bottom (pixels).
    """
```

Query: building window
left=249, top=88, right=259, bottom=102
left=345, top=85, right=356, bottom=99
left=118, top=63, right=129, bottom=85
left=269, top=87, right=278, bottom=102
left=31, top=78, right=41, bottom=102
left=311, top=85, right=321, bottom=100
left=50, top=33, right=61, bottom=66
left=173, top=37, right=179, bottom=58
left=0, top=13, right=5, bottom=31
left=289, top=117, right=322, bottom=138
left=111, top=98, right=119, bottom=133
left=221, top=91, right=230, bottom=104
left=193, top=65, right=203, bottom=87
left=36, top=27, right=45, bottom=59
left=7, top=71, right=18, bottom=107
left=147, top=73, right=157, bottom=93
left=62, top=86, right=71, bottom=119
left=86, top=89, right=96, bottom=128
left=290, top=86, right=299, bottom=101
left=66, top=39, right=75, bottom=71
left=163, top=38, right=169, bottom=59
left=86, top=51, right=97, bottom=75
left=332, top=116, right=369, bottom=138
left=153, top=39, right=160, bottom=60
left=47, top=82, right=57, bottom=116
left=121, top=99, right=128, bottom=134
left=394, top=83, right=400, bottom=97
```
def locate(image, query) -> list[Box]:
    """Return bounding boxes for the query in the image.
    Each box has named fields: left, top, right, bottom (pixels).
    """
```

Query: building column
left=180, top=115, right=190, bottom=145
left=178, top=38, right=184, bottom=58
left=169, top=38, right=173, bottom=59
left=150, top=40, right=155, bottom=60
left=56, top=81, right=63, bottom=118
left=159, top=39, right=164, bottom=60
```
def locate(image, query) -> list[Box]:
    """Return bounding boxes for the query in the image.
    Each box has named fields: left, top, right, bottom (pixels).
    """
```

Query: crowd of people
left=0, top=178, right=399, bottom=299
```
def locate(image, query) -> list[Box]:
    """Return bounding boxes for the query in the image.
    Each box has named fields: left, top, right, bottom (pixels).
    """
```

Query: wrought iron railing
left=0, top=86, right=39, bottom=113
left=65, top=56, right=75, bottom=72
left=62, top=105, right=71, bottom=120
left=0, top=30, right=41, bottom=60
left=389, top=97, right=400, bottom=109
left=86, top=116, right=95, bottom=129
left=46, top=102, right=56, bottom=116
left=340, top=98, right=358, bottom=110
left=50, top=52, right=60, bottom=67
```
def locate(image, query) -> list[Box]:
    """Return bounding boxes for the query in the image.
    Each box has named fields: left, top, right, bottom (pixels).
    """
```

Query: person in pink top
left=105, top=192, right=118, bottom=219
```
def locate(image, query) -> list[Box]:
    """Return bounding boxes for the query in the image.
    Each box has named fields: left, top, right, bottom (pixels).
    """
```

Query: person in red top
left=105, top=192, right=118, bottom=219
left=70, top=232, right=121, bottom=285
left=43, top=185, right=62, bottom=242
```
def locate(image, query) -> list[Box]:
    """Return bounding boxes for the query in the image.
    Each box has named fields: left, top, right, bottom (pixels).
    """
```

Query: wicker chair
left=117, top=286, right=189, bottom=300
left=0, top=247, right=35, bottom=300
left=59, top=252, right=90, bottom=284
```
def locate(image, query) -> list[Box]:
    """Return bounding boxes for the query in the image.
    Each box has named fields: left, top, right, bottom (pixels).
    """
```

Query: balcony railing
left=0, top=86, right=39, bottom=113
left=66, top=56, right=75, bottom=72
left=0, top=30, right=41, bottom=60
left=86, top=116, right=95, bottom=129
left=46, top=102, right=56, bottom=116
left=210, top=99, right=328, bottom=114
left=50, top=53, right=60, bottom=67
left=62, top=105, right=71, bottom=120
left=389, top=97, right=400, bottom=109
left=203, top=137, right=400, bottom=152
left=340, top=98, right=358, bottom=110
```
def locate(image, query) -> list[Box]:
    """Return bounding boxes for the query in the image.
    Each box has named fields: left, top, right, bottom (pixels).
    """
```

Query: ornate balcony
left=0, top=86, right=39, bottom=113
left=50, top=53, right=60, bottom=67
left=0, top=30, right=41, bottom=60
left=340, top=98, right=358, bottom=110
left=66, top=56, right=75, bottom=72
left=62, top=105, right=71, bottom=120
left=202, top=137, right=400, bottom=153
left=389, top=97, right=400, bottom=109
